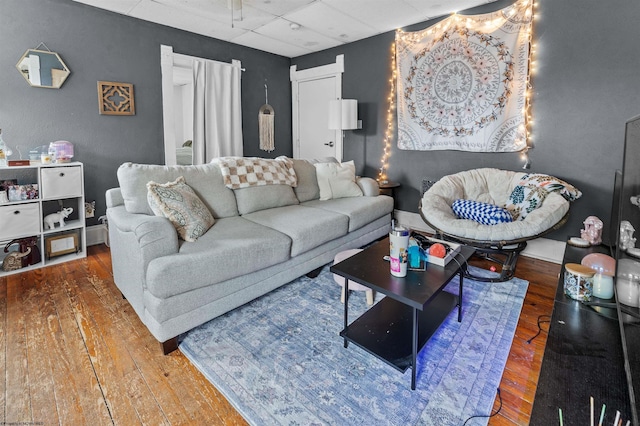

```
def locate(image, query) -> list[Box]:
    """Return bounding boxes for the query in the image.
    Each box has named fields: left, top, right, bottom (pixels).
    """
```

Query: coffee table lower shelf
left=340, top=291, right=459, bottom=373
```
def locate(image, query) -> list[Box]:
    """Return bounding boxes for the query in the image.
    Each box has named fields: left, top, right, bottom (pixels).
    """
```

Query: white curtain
left=192, top=59, right=243, bottom=164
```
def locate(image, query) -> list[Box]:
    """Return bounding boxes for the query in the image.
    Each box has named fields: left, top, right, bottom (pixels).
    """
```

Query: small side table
left=378, top=181, right=400, bottom=218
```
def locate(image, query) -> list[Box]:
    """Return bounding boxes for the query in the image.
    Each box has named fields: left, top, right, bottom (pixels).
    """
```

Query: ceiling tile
left=323, top=0, right=428, bottom=33
left=73, top=0, right=142, bottom=14
left=151, top=0, right=278, bottom=31
left=247, top=0, right=316, bottom=17
left=231, top=31, right=312, bottom=57
left=405, top=0, right=498, bottom=20
left=129, top=0, right=244, bottom=40
left=72, top=0, right=495, bottom=57
left=253, top=17, right=342, bottom=52
left=284, top=2, right=377, bottom=44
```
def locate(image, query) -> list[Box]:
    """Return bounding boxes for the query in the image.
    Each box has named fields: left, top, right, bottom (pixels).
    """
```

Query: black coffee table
left=330, top=237, right=475, bottom=390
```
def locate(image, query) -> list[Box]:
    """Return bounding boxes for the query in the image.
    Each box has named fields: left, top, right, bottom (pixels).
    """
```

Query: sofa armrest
left=108, top=206, right=179, bottom=256
left=357, top=177, right=380, bottom=197
left=106, top=187, right=124, bottom=208
left=106, top=205, right=179, bottom=325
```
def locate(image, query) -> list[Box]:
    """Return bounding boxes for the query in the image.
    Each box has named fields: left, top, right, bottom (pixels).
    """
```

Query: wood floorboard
left=47, top=263, right=113, bottom=424
left=0, top=273, right=6, bottom=424
left=0, top=245, right=561, bottom=425
left=5, top=273, right=31, bottom=422
left=24, top=270, right=60, bottom=425
left=39, top=272, right=86, bottom=425
left=471, top=255, right=560, bottom=426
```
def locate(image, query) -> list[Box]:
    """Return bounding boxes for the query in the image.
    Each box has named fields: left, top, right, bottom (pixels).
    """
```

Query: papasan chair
left=419, top=168, right=579, bottom=282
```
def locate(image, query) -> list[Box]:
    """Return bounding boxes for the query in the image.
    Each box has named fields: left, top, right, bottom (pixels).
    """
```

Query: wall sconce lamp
left=329, top=99, right=361, bottom=130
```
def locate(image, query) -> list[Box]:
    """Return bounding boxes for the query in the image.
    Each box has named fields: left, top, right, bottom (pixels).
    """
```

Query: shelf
left=42, top=220, right=84, bottom=235
left=531, top=244, right=636, bottom=425
left=0, top=162, right=86, bottom=277
left=1, top=199, right=39, bottom=206
left=340, top=289, right=458, bottom=372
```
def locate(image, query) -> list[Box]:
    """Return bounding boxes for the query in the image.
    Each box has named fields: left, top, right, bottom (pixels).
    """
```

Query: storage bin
left=0, top=203, right=41, bottom=240
left=40, top=165, right=82, bottom=199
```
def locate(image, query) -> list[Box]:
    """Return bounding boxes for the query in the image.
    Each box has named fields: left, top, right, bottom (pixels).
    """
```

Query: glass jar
left=564, top=263, right=595, bottom=302
left=617, top=258, right=640, bottom=308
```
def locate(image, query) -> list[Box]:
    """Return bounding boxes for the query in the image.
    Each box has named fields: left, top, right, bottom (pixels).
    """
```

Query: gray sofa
left=105, top=158, right=393, bottom=353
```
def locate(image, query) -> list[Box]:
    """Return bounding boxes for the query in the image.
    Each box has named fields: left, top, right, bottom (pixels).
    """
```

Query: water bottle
left=389, top=226, right=410, bottom=277
left=0, top=129, right=7, bottom=167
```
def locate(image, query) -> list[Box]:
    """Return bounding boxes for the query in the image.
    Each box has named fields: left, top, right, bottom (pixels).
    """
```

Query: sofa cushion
left=147, top=176, right=215, bottom=242
left=117, top=162, right=238, bottom=218
left=146, top=216, right=292, bottom=298
left=234, top=184, right=299, bottom=215
left=302, top=196, right=394, bottom=232
left=291, top=159, right=320, bottom=202
left=243, top=205, right=349, bottom=256
left=314, top=160, right=363, bottom=200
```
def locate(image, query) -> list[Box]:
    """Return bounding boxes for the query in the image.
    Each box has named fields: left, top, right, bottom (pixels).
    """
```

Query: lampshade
left=329, top=99, right=358, bottom=130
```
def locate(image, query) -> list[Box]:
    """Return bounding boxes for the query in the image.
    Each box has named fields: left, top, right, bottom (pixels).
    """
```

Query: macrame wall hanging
left=259, top=82, right=275, bottom=152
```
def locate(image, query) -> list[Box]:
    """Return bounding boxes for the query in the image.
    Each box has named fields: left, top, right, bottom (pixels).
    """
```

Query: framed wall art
left=97, top=81, right=135, bottom=115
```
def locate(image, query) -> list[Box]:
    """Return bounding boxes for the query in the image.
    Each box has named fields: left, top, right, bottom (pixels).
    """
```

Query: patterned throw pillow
left=517, top=173, right=582, bottom=201
left=505, top=173, right=582, bottom=221
left=147, top=176, right=215, bottom=242
left=451, top=199, right=513, bottom=225
left=504, top=184, right=549, bottom=221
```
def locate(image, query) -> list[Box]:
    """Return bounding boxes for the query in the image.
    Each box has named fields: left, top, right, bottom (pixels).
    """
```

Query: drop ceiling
left=72, top=0, right=498, bottom=57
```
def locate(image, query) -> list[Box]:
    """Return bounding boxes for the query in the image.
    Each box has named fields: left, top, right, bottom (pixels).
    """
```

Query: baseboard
left=87, top=224, right=108, bottom=246
left=394, top=210, right=565, bottom=264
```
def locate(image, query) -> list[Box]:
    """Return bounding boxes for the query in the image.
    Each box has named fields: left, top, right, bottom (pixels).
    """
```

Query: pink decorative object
left=581, top=253, right=615, bottom=276
left=580, top=216, right=603, bottom=245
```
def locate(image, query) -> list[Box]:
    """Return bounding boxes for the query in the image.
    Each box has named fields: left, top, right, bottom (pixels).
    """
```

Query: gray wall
left=292, top=0, right=640, bottom=244
left=0, top=0, right=292, bottom=225
left=4, top=0, right=640, bottom=243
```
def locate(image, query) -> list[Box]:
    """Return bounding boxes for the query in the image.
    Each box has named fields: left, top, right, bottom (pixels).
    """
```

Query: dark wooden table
left=330, top=237, right=475, bottom=390
left=378, top=181, right=400, bottom=219
left=531, top=244, right=637, bottom=425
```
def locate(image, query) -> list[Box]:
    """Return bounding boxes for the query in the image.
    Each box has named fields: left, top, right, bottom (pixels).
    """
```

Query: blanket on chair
left=212, top=156, right=297, bottom=189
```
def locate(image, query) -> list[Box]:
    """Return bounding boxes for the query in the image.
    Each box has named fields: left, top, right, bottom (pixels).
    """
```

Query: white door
left=291, top=55, right=345, bottom=161
left=298, top=76, right=337, bottom=160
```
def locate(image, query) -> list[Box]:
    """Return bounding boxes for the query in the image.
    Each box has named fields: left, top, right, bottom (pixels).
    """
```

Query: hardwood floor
left=0, top=244, right=560, bottom=425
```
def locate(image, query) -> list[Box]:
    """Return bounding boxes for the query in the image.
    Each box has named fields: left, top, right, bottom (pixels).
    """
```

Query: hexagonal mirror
left=16, top=49, right=70, bottom=89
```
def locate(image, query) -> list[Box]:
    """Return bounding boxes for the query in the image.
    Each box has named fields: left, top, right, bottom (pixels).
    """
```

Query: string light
left=377, top=38, right=398, bottom=183
left=521, top=0, right=535, bottom=168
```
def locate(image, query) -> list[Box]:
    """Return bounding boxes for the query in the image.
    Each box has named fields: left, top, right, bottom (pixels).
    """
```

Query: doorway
left=160, top=45, right=242, bottom=165
left=161, top=45, right=194, bottom=165
left=290, top=55, right=345, bottom=161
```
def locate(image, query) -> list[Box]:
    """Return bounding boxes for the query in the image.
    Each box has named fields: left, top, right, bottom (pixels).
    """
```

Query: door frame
left=290, top=54, right=345, bottom=161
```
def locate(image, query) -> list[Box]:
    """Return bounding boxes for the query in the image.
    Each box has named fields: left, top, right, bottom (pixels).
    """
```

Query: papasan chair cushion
left=420, top=168, right=571, bottom=245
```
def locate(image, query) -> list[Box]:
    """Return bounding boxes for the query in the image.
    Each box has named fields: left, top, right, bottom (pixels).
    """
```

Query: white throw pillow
left=314, top=160, right=363, bottom=201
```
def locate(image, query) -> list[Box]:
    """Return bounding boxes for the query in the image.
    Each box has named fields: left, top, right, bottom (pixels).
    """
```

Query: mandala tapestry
left=396, top=0, right=533, bottom=152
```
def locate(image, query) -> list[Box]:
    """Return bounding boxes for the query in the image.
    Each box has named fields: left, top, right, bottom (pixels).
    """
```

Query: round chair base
left=462, top=241, right=527, bottom=283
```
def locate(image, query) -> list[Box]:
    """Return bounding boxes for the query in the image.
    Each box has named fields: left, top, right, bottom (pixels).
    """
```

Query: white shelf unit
left=0, top=162, right=86, bottom=276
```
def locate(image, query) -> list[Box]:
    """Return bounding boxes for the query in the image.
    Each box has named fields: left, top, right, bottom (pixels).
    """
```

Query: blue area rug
left=179, top=265, right=528, bottom=425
